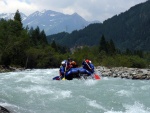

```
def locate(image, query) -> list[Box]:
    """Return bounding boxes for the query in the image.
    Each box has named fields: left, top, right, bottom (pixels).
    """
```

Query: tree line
left=0, top=10, right=68, bottom=68
left=70, top=34, right=149, bottom=68
left=0, top=10, right=149, bottom=69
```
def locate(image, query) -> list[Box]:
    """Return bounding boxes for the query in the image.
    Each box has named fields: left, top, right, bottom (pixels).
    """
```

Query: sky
left=0, top=0, right=147, bottom=22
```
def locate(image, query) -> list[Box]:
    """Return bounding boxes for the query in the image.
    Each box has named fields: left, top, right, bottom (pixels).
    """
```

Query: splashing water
left=0, top=69, right=150, bottom=113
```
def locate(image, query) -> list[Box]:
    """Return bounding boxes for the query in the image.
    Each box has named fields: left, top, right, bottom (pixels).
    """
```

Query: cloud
left=0, top=0, right=37, bottom=15
left=0, top=0, right=147, bottom=22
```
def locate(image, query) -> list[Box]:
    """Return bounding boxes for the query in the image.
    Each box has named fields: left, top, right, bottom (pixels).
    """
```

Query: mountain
left=47, top=0, right=150, bottom=51
left=0, top=10, right=98, bottom=35
left=22, top=10, right=91, bottom=35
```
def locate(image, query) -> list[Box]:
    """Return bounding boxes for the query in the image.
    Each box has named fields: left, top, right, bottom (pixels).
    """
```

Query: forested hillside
left=47, top=0, right=150, bottom=51
left=0, top=10, right=68, bottom=68
left=0, top=10, right=150, bottom=69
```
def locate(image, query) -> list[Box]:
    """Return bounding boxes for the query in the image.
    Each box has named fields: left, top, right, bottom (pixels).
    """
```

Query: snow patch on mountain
left=0, top=10, right=101, bottom=35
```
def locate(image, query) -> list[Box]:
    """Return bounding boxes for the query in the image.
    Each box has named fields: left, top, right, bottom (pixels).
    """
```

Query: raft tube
left=53, top=67, right=93, bottom=80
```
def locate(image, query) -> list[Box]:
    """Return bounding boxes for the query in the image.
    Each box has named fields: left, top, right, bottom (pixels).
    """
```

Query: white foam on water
left=59, top=90, right=72, bottom=98
left=18, top=85, right=54, bottom=95
left=15, top=75, right=40, bottom=82
left=1, top=69, right=150, bottom=113
left=104, top=111, right=123, bottom=113
left=0, top=102, right=24, bottom=113
left=116, top=90, right=132, bottom=97
left=102, top=77, right=110, bottom=80
left=81, top=96, right=108, bottom=112
left=140, top=85, right=150, bottom=90
left=87, top=100, right=107, bottom=111
left=104, top=102, right=150, bottom=113
left=53, top=90, right=72, bottom=100
left=123, top=101, right=150, bottom=113
left=0, top=102, right=13, bottom=107
left=84, top=79, right=98, bottom=86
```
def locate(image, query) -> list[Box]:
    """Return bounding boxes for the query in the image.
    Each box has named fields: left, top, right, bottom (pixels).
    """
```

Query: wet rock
left=0, top=65, right=25, bottom=73
left=96, top=66, right=150, bottom=80
left=0, top=106, right=10, bottom=113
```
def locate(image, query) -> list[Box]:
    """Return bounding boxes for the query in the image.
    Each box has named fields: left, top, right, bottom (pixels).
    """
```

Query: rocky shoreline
left=0, top=65, right=25, bottom=73
left=1, top=65, right=150, bottom=80
left=96, top=66, right=150, bottom=80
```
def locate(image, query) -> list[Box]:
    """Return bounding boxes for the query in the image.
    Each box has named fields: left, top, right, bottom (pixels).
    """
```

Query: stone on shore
left=0, top=106, right=10, bottom=113
left=96, top=66, right=150, bottom=80
left=0, top=65, right=24, bottom=73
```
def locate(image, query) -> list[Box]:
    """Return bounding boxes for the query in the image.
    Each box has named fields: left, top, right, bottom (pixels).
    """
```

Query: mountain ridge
left=0, top=10, right=100, bottom=35
left=47, top=0, right=150, bottom=51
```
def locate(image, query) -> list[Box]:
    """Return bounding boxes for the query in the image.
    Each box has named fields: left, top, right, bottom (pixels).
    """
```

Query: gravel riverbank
left=0, top=65, right=24, bottom=73
left=1, top=65, right=150, bottom=80
left=96, top=66, right=150, bottom=80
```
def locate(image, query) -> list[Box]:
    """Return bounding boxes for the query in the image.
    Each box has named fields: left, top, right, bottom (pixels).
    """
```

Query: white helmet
left=89, top=60, right=92, bottom=63
left=61, top=60, right=66, bottom=65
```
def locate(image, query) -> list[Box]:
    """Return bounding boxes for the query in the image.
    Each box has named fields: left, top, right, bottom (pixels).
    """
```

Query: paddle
left=93, top=74, right=101, bottom=80
left=62, top=62, right=67, bottom=80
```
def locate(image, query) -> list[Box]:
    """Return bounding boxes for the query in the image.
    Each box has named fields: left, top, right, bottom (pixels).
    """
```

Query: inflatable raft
left=53, top=67, right=100, bottom=80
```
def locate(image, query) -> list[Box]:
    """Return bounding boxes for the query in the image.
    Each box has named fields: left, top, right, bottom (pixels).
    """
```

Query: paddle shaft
left=84, top=60, right=92, bottom=70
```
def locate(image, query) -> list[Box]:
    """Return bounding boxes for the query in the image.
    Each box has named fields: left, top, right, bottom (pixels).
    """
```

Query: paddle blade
left=62, top=77, right=66, bottom=80
left=53, top=76, right=61, bottom=80
left=94, top=74, right=100, bottom=80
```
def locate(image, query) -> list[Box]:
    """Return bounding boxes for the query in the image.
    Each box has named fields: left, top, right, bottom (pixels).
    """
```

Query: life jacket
left=70, top=61, right=78, bottom=68
left=59, top=66, right=65, bottom=76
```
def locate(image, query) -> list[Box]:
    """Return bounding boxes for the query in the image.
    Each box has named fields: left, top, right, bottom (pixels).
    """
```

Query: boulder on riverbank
left=0, top=65, right=24, bottom=73
left=0, top=106, right=10, bottom=113
left=96, top=66, right=150, bottom=80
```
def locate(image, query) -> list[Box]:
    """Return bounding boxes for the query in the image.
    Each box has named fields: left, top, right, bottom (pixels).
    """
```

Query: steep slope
left=0, top=10, right=95, bottom=35
left=102, top=0, right=150, bottom=51
left=22, top=10, right=90, bottom=35
left=47, top=1, right=150, bottom=51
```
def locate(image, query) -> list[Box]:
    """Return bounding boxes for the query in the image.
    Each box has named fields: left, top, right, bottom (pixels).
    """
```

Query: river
left=0, top=69, right=150, bottom=113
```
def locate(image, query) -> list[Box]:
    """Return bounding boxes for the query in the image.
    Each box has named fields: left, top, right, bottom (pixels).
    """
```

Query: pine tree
left=108, top=39, right=116, bottom=55
left=51, top=40, right=58, bottom=52
left=14, top=10, right=22, bottom=26
left=99, top=35, right=108, bottom=53
left=30, top=26, right=40, bottom=46
left=40, top=30, right=48, bottom=45
left=13, top=10, right=23, bottom=36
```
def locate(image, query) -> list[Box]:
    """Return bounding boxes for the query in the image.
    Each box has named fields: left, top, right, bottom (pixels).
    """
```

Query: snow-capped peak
left=0, top=10, right=92, bottom=35
left=41, top=9, right=47, bottom=13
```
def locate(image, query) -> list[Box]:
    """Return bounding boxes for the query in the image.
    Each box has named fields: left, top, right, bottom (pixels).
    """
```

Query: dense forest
left=0, top=10, right=150, bottom=69
left=47, top=0, right=150, bottom=51
left=0, top=10, right=69, bottom=68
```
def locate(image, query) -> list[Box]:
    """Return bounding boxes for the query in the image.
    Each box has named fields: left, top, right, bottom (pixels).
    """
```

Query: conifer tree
left=40, top=30, right=48, bottom=45
left=51, top=40, right=58, bottom=52
left=14, top=9, right=22, bottom=26
left=13, top=10, right=23, bottom=36
left=30, top=26, right=40, bottom=46
left=99, top=35, right=108, bottom=53
left=108, top=39, right=116, bottom=55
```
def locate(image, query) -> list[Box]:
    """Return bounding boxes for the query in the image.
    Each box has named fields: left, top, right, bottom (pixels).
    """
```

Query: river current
left=0, top=69, right=150, bottom=113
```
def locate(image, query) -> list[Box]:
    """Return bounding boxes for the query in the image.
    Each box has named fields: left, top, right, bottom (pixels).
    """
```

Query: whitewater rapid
left=0, top=69, right=150, bottom=113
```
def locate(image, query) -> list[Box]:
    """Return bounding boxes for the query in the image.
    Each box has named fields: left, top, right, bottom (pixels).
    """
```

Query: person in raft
left=82, top=59, right=95, bottom=74
left=59, top=60, right=67, bottom=79
left=67, top=58, right=78, bottom=68
left=59, top=58, right=77, bottom=79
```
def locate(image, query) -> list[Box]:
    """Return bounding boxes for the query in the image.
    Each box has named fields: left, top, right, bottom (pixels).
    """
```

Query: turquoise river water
left=0, top=69, right=150, bottom=113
